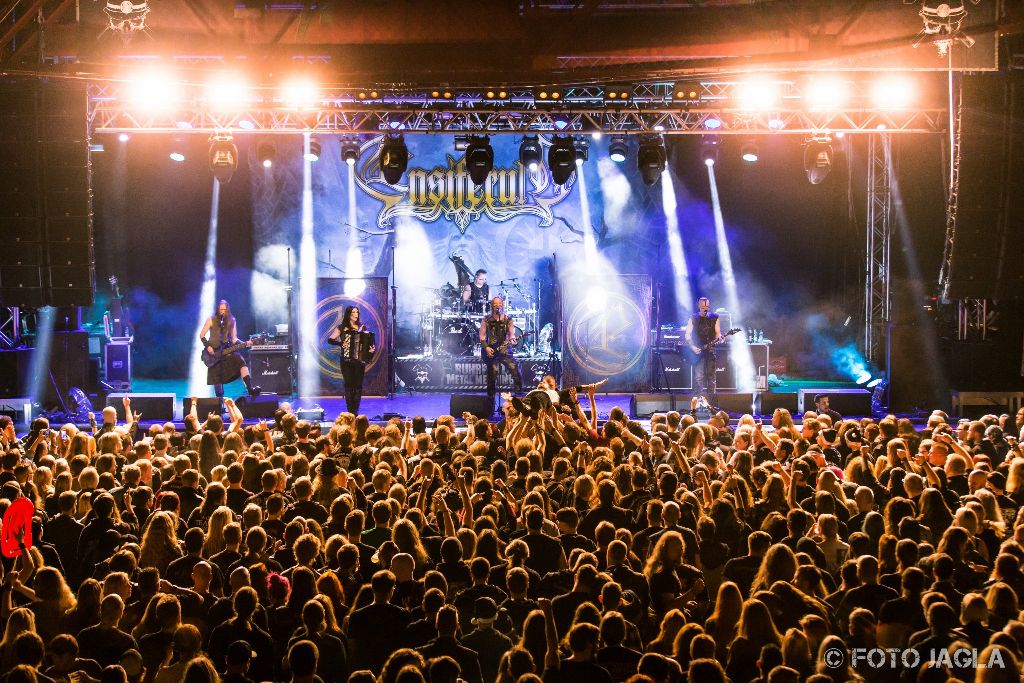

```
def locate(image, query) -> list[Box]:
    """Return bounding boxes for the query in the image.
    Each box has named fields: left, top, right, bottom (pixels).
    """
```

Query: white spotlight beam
left=297, top=133, right=320, bottom=398
left=660, top=169, right=694, bottom=318
left=188, top=178, right=221, bottom=397
left=706, top=163, right=756, bottom=394
left=27, top=307, right=56, bottom=407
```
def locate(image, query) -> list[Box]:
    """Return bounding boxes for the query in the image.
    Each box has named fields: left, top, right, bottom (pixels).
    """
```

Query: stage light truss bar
left=0, top=307, right=20, bottom=350
left=938, top=80, right=963, bottom=303
left=87, top=96, right=947, bottom=136
left=864, top=134, right=893, bottom=366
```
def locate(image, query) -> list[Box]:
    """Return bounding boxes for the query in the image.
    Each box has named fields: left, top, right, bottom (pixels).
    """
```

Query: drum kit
left=419, top=279, right=539, bottom=357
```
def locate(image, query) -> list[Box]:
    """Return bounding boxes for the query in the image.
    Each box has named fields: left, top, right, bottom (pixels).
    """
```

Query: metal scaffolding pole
left=865, top=134, right=892, bottom=366
left=938, top=75, right=963, bottom=303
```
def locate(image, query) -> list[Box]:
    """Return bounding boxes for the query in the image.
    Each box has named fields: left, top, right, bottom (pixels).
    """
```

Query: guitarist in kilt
left=479, top=296, right=523, bottom=411
left=199, top=300, right=260, bottom=406
left=684, top=296, right=724, bottom=405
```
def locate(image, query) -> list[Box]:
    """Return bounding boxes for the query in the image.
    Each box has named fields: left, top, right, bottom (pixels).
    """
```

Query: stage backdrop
left=314, top=277, right=389, bottom=396
left=562, top=274, right=652, bottom=393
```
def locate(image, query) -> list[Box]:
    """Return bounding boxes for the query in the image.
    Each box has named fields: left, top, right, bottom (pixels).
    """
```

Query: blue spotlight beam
left=188, top=178, right=221, bottom=397
left=297, top=133, right=320, bottom=397
left=660, top=169, right=694, bottom=319
left=27, top=307, right=56, bottom=407
left=706, top=163, right=756, bottom=393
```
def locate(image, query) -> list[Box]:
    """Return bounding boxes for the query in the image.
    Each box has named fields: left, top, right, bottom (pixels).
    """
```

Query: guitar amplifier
left=655, top=350, right=692, bottom=391
left=104, top=341, right=132, bottom=388
left=250, top=349, right=293, bottom=395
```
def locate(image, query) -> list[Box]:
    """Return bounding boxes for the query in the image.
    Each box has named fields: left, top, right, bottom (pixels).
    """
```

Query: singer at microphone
left=198, top=299, right=261, bottom=410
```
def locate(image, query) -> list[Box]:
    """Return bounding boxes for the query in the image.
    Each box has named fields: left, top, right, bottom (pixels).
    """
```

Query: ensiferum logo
left=355, top=137, right=574, bottom=233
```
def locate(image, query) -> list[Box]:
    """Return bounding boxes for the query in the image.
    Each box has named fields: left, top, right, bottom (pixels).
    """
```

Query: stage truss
left=865, top=134, right=893, bottom=366
left=85, top=79, right=948, bottom=136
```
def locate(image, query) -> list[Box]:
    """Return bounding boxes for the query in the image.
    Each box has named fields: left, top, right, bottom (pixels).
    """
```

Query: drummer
left=469, top=269, right=489, bottom=302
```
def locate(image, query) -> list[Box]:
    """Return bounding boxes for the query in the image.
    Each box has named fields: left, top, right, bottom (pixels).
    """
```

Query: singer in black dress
left=328, top=306, right=375, bottom=415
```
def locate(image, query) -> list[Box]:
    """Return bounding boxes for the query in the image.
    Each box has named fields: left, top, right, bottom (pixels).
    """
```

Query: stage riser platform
left=396, top=356, right=557, bottom=392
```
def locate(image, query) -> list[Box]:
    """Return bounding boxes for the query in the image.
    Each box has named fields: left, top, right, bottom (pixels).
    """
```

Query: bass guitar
left=202, top=334, right=267, bottom=368
left=686, top=327, right=742, bottom=357
left=481, top=332, right=529, bottom=360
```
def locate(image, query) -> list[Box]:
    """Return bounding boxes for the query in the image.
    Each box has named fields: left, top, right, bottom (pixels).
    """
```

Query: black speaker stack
left=0, top=79, right=95, bottom=308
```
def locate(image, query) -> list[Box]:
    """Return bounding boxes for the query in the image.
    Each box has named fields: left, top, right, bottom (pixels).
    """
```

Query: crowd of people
left=1, top=385, right=1024, bottom=683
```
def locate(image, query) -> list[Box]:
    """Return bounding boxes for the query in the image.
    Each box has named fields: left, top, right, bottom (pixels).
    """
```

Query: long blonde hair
left=203, top=507, right=234, bottom=558
left=139, top=511, right=181, bottom=573
left=644, top=531, right=684, bottom=581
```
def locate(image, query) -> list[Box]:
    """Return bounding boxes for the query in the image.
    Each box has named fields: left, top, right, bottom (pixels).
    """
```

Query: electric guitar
left=202, top=334, right=267, bottom=368
left=481, top=332, right=528, bottom=360
left=685, top=328, right=742, bottom=357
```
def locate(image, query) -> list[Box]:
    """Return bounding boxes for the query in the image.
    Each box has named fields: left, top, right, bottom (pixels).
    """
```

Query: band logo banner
left=355, top=136, right=575, bottom=233
left=561, top=274, right=652, bottom=393
left=315, top=277, right=390, bottom=396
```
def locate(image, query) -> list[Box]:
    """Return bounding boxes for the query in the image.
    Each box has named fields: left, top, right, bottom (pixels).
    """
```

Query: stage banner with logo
left=314, top=277, right=390, bottom=396
left=561, top=274, right=652, bottom=393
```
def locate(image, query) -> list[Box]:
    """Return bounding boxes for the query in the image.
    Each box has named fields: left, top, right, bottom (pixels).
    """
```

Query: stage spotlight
left=206, top=74, right=253, bottom=110
left=257, top=141, right=276, bottom=169
left=465, top=135, right=494, bottom=185
left=805, top=76, right=848, bottom=110
left=740, top=140, right=759, bottom=163
left=125, top=68, right=181, bottom=111
left=704, top=117, right=722, bottom=130
left=871, top=76, right=915, bottom=109
left=573, top=136, right=589, bottom=166
left=604, top=86, right=632, bottom=103
left=735, top=78, right=779, bottom=111
left=341, top=136, right=360, bottom=166
left=303, top=138, right=321, bottom=162
left=380, top=134, right=408, bottom=185
left=281, top=79, right=319, bottom=108
left=548, top=135, right=577, bottom=185
left=519, top=135, right=542, bottom=171
left=700, top=137, right=719, bottom=167
left=586, top=286, right=608, bottom=312
left=169, top=151, right=185, bottom=162
left=636, top=135, right=666, bottom=186
left=608, top=135, right=627, bottom=163
left=803, top=137, right=833, bottom=185
left=208, top=134, right=238, bottom=183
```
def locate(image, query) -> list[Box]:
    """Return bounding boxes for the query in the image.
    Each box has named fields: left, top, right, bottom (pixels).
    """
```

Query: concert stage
left=50, top=377, right=873, bottom=427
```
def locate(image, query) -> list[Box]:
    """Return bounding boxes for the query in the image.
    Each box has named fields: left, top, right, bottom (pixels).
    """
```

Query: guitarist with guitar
left=684, top=297, right=726, bottom=407
left=199, top=300, right=261, bottom=407
left=479, top=296, right=524, bottom=412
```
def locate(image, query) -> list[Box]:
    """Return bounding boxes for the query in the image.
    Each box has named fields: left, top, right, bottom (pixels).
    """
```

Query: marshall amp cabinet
left=250, top=347, right=292, bottom=395
left=654, top=349, right=692, bottom=391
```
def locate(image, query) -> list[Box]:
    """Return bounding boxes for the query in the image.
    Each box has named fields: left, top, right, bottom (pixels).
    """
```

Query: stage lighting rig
left=465, top=135, right=494, bottom=185
left=519, top=135, right=542, bottom=171
left=341, top=136, right=360, bottom=166
left=304, top=138, right=321, bottom=162
left=637, top=135, right=666, bottom=186
left=380, top=134, right=408, bottom=185
left=256, top=141, right=276, bottom=169
left=740, top=140, right=759, bottom=163
left=548, top=135, right=577, bottom=185
left=573, top=136, right=589, bottom=165
left=208, top=134, right=238, bottom=183
left=700, top=137, right=719, bottom=167
left=608, top=135, right=628, bottom=163
left=803, top=136, right=834, bottom=185
left=912, top=0, right=980, bottom=55
left=103, top=0, right=150, bottom=36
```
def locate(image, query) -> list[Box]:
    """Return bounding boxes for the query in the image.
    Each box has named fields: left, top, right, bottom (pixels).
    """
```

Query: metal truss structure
left=864, top=134, right=892, bottom=366
left=0, top=307, right=22, bottom=350
left=957, top=298, right=991, bottom=341
left=86, top=79, right=948, bottom=136
left=938, top=79, right=963, bottom=303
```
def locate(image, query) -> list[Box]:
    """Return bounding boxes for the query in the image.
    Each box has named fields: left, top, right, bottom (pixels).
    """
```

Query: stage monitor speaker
left=656, top=351, right=692, bottom=391
left=184, top=397, right=223, bottom=417
left=0, top=349, right=31, bottom=397
left=715, top=393, right=755, bottom=415
left=758, top=392, right=799, bottom=416
left=631, top=393, right=678, bottom=418
left=450, top=394, right=493, bottom=420
left=236, top=395, right=280, bottom=419
left=250, top=350, right=293, bottom=395
left=106, top=392, right=175, bottom=421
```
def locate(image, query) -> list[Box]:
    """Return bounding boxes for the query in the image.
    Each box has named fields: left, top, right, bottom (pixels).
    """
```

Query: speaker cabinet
left=184, top=397, right=223, bottom=417
left=106, top=393, right=176, bottom=422
left=235, top=395, right=280, bottom=418
left=450, top=394, right=493, bottom=420
left=250, top=350, right=293, bottom=395
left=758, top=392, right=799, bottom=416
left=104, top=342, right=132, bottom=387
left=44, top=331, right=88, bottom=406
left=0, top=349, right=31, bottom=397
left=655, top=350, right=692, bottom=391
left=631, top=393, right=678, bottom=418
